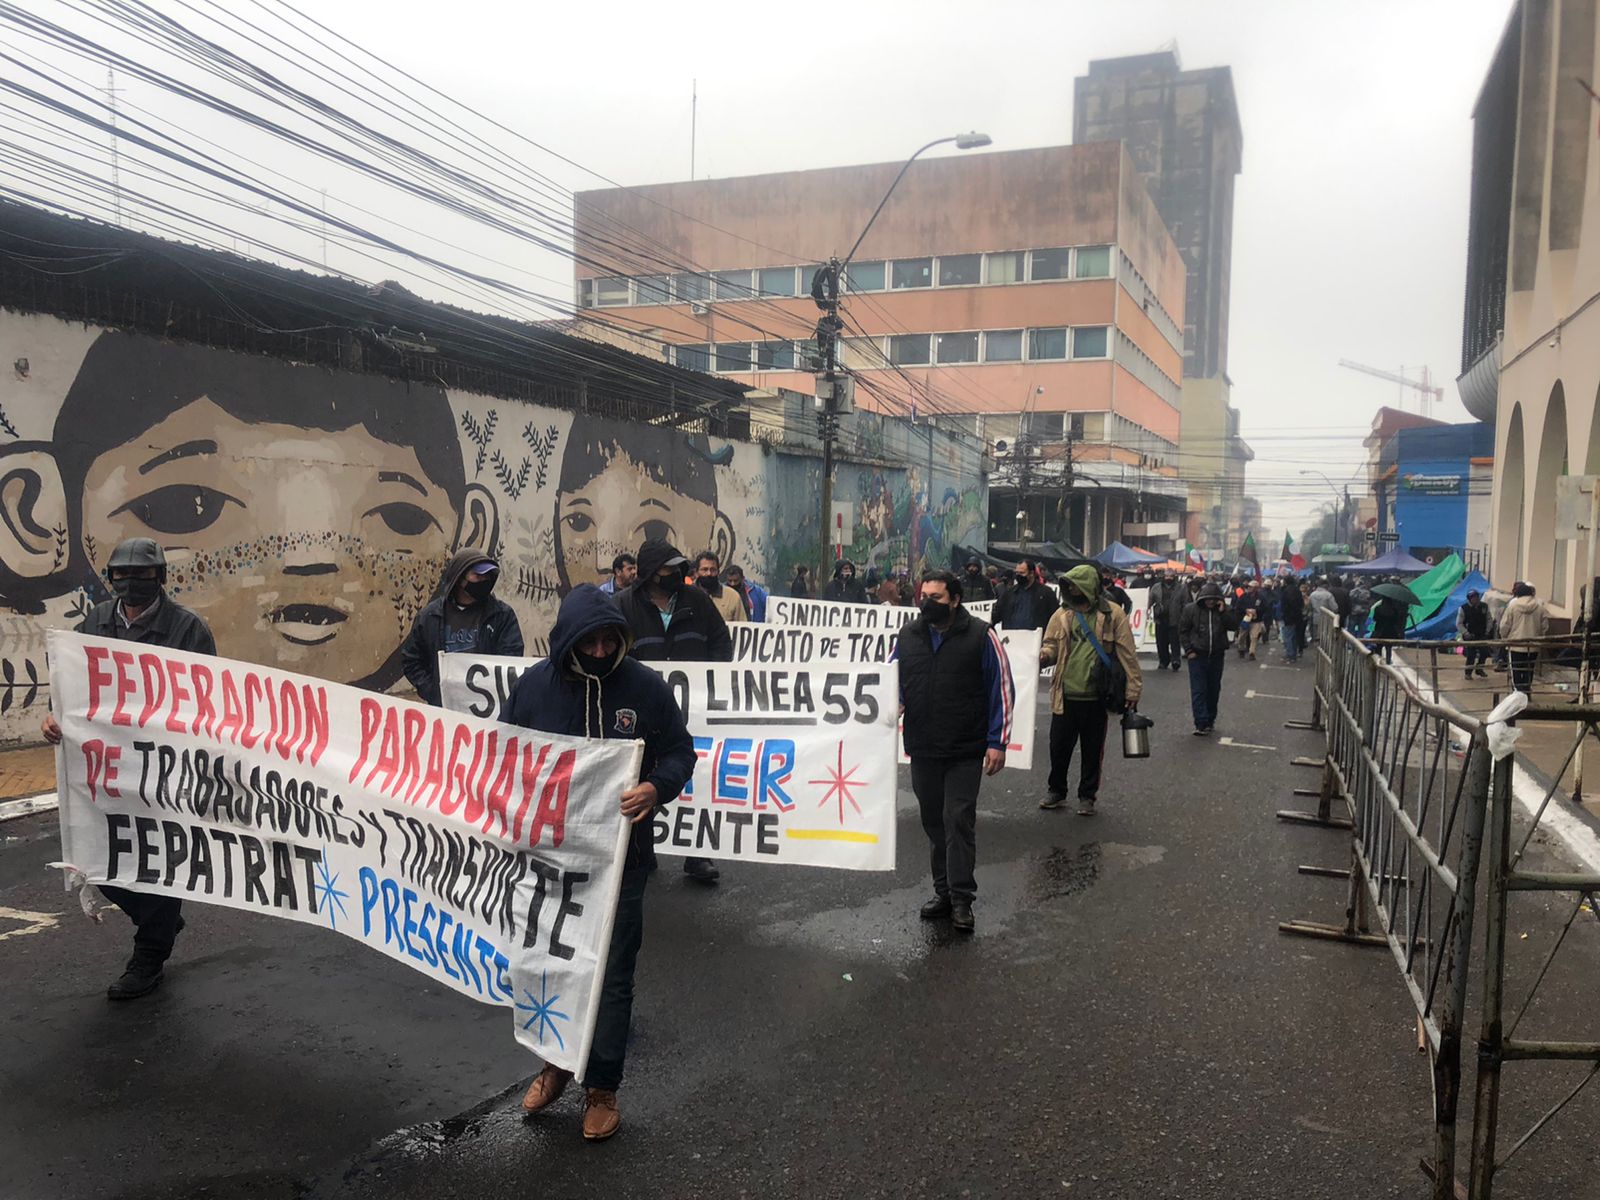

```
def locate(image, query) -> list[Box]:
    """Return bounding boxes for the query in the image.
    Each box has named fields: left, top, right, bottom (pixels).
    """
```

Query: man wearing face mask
left=993, top=557, right=1059, bottom=632
left=694, top=550, right=747, bottom=626
left=1039, top=566, right=1142, bottom=815
left=823, top=559, right=870, bottom=605
left=1180, top=581, right=1240, bottom=735
left=894, top=570, right=1015, bottom=933
left=616, top=537, right=731, bottom=883
left=401, top=550, right=525, bottom=707
left=962, top=558, right=994, bottom=602
left=501, top=585, right=695, bottom=1141
left=41, top=537, right=214, bottom=1000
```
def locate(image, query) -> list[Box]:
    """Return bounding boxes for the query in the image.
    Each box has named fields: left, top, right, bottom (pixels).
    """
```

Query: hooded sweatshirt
left=1041, top=564, right=1142, bottom=710
left=499, top=585, right=695, bottom=871
left=400, top=549, right=523, bottom=705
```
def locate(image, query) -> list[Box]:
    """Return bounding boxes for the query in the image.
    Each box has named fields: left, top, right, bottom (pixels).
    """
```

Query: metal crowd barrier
left=1280, top=610, right=1492, bottom=1199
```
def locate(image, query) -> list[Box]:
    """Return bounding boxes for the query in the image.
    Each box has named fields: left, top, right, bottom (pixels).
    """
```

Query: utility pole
left=103, top=68, right=123, bottom=226
left=812, top=258, right=844, bottom=580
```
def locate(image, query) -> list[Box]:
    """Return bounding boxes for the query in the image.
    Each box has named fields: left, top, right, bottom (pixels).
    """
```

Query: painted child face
left=555, top=447, right=721, bottom=589
left=79, top=399, right=455, bottom=680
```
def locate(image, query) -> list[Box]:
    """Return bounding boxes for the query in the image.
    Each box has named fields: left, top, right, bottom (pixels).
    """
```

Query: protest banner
left=966, top=599, right=995, bottom=620
left=49, top=631, right=642, bottom=1075
left=764, top=595, right=917, bottom=630
left=1125, top=585, right=1157, bottom=656
left=440, top=655, right=899, bottom=871
left=753, top=599, right=1039, bottom=770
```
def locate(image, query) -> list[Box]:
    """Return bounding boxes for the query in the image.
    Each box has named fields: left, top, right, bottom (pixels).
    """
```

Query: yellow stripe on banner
left=785, top=829, right=879, bottom=844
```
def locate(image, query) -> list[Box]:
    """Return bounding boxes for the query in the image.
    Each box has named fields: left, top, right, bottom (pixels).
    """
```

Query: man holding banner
left=896, top=570, right=1014, bottom=933
left=42, top=537, right=215, bottom=1000
left=503, top=585, right=696, bottom=1141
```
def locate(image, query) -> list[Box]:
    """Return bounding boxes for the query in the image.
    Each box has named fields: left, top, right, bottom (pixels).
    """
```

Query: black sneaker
left=950, top=903, right=975, bottom=933
left=1076, top=796, right=1097, bottom=816
left=920, top=895, right=952, bottom=920
left=1039, top=792, right=1066, bottom=810
left=683, top=857, right=720, bottom=885
left=107, top=965, right=163, bottom=1001
left=1193, top=727, right=1208, bottom=736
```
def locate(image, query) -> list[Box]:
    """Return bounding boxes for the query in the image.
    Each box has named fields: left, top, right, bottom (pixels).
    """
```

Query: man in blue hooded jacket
left=502, top=585, right=695, bottom=1142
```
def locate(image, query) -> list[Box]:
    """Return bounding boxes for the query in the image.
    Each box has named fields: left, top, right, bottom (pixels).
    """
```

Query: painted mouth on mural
left=267, top=604, right=348, bottom=646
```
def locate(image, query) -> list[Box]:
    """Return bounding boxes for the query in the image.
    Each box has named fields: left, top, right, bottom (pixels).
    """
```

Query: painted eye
left=364, top=503, right=438, bottom=537
left=111, top=485, right=239, bottom=535
left=637, top=519, right=673, bottom=543
left=562, top=511, right=595, bottom=535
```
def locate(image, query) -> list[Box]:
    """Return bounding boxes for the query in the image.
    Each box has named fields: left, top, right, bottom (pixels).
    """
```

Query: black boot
left=920, top=895, right=952, bottom=920
left=683, top=857, right=720, bottom=885
left=107, top=957, right=164, bottom=1001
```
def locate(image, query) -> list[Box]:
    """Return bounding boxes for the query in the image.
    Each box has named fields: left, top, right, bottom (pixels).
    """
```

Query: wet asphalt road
left=7, top=645, right=1600, bottom=1199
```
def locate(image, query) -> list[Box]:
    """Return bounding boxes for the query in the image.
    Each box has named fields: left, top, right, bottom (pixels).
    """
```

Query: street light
left=814, top=131, right=993, bottom=581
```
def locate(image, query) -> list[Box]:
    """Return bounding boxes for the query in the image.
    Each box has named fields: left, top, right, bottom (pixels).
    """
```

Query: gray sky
left=12, top=0, right=1518, bottom=543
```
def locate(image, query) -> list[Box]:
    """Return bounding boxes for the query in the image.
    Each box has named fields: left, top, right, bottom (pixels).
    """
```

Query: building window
left=795, top=338, right=821, bottom=369
left=839, top=337, right=882, bottom=370
left=846, top=261, right=886, bottom=292
left=983, top=329, right=1023, bottom=362
left=1073, top=246, right=1112, bottom=278
left=1028, top=327, right=1068, bottom=360
left=1030, top=248, right=1071, bottom=281
left=1024, top=412, right=1065, bottom=440
left=889, top=333, right=931, bottom=365
left=633, top=275, right=672, bottom=305
left=936, top=331, right=979, bottom=363
left=937, top=253, right=982, bottom=286
left=594, top=277, right=631, bottom=306
left=674, top=273, right=709, bottom=303
left=1071, top=326, right=1109, bottom=358
left=986, top=251, right=1025, bottom=284
left=756, top=340, right=795, bottom=371
left=715, top=342, right=753, bottom=372
left=713, top=269, right=752, bottom=300
left=890, top=257, right=933, bottom=289
left=577, top=278, right=594, bottom=308
left=675, top=343, right=710, bottom=372
left=759, top=266, right=798, bottom=297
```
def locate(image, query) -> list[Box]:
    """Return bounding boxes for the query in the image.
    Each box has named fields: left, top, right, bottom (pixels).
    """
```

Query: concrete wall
left=0, top=313, right=985, bottom=745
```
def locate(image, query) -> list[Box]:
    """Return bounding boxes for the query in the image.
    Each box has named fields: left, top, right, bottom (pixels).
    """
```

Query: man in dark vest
left=1457, top=589, right=1493, bottom=678
left=42, top=537, right=215, bottom=999
left=893, top=569, right=1015, bottom=933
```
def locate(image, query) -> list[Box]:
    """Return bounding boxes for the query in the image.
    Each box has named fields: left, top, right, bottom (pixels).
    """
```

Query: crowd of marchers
left=35, top=530, right=1560, bottom=1148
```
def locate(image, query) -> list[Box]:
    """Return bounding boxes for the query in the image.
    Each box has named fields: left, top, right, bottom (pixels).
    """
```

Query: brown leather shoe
left=521, top=1065, right=572, bottom=1113
left=582, top=1088, right=621, bottom=1141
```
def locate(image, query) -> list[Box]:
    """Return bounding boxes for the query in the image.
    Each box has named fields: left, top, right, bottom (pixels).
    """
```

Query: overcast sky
left=11, top=0, right=1518, bottom=543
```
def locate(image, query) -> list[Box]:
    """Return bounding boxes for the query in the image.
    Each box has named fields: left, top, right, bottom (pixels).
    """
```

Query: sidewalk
left=0, top=744, right=55, bottom=802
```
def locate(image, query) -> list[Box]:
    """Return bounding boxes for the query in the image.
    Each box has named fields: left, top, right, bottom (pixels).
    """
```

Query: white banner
left=1126, top=585, right=1157, bottom=657
left=49, top=631, right=642, bottom=1076
left=764, top=596, right=917, bottom=630
left=736, top=611, right=1036, bottom=771
left=440, top=656, right=899, bottom=871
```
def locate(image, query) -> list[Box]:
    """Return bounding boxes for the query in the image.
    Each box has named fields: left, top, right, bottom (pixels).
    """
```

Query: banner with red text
left=439, top=655, right=899, bottom=871
left=48, top=631, right=641, bottom=1076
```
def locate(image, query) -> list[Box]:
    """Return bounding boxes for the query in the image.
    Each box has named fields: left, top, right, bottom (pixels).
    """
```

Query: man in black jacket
left=894, top=570, right=1015, bottom=933
left=1457, top=589, right=1492, bottom=677
left=616, top=537, right=729, bottom=882
left=823, top=559, right=869, bottom=604
left=1180, top=582, right=1239, bottom=735
left=400, top=549, right=524, bottom=705
left=993, top=558, right=1059, bottom=631
left=503, top=585, right=695, bottom=1142
left=962, top=558, right=994, bottom=601
left=42, top=537, right=214, bottom=1000
left=1150, top=571, right=1187, bottom=671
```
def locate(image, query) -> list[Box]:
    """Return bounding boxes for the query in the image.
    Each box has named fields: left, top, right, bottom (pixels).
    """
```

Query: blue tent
left=1093, top=540, right=1164, bottom=570
left=1409, top=571, right=1493, bottom=640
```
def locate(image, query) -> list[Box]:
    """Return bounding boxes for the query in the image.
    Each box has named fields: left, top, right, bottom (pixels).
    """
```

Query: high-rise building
left=571, top=143, right=1190, bottom=555
left=1074, top=50, right=1252, bottom=554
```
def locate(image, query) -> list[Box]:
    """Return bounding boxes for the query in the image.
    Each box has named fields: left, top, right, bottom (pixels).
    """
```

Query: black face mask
left=111, top=576, right=160, bottom=607
left=573, top=650, right=615, bottom=678
left=696, top=575, right=720, bottom=592
left=651, top=573, right=682, bottom=596
left=1063, top=587, right=1088, bottom=609
left=463, top=576, right=495, bottom=602
left=920, top=598, right=952, bottom=624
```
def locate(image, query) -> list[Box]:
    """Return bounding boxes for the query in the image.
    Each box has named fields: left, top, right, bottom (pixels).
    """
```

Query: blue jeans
left=583, top=866, right=649, bottom=1092
left=1188, top=654, right=1225, bottom=729
left=1282, top=620, right=1303, bottom=660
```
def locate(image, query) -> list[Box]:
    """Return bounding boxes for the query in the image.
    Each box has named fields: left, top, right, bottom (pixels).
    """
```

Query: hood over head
left=833, top=558, right=856, bottom=579
left=1198, top=582, right=1224, bottom=602
left=434, top=548, right=498, bottom=602
left=636, top=538, right=688, bottom=583
left=547, top=584, right=633, bottom=674
left=1063, top=564, right=1101, bottom=605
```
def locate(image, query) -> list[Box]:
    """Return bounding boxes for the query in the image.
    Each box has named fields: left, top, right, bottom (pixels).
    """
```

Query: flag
left=1185, top=540, right=1205, bottom=569
left=1239, top=532, right=1259, bottom=577
left=1282, top=530, right=1306, bottom=571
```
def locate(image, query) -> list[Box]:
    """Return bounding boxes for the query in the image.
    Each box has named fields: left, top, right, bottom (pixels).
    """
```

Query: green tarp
left=1407, top=553, right=1468, bottom=626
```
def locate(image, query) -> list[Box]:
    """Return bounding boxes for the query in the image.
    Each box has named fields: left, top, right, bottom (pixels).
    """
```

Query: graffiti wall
left=0, top=315, right=984, bottom=745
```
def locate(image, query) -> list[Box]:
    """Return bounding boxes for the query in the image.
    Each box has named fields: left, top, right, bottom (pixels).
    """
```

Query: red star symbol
left=809, top=741, right=867, bottom=825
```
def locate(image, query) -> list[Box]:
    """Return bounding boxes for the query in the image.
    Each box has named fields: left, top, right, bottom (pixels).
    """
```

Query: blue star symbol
left=312, top=849, right=349, bottom=930
left=515, top=971, right=571, bottom=1050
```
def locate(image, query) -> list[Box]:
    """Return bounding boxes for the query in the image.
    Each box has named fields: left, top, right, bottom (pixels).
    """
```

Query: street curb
left=0, top=793, right=57, bottom=823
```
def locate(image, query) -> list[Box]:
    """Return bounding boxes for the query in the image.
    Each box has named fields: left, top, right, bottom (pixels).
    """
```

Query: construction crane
left=1337, top=359, right=1444, bottom=416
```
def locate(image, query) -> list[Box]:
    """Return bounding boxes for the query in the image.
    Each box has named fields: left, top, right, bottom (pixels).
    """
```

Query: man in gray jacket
left=1150, top=570, right=1187, bottom=672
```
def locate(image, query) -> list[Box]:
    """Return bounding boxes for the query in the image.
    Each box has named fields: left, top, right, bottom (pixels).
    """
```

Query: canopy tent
left=1409, top=567, right=1490, bottom=640
left=1312, top=553, right=1358, bottom=566
left=1093, top=541, right=1165, bottom=570
left=950, top=542, right=1094, bottom=577
left=1344, top=548, right=1432, bottom=575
